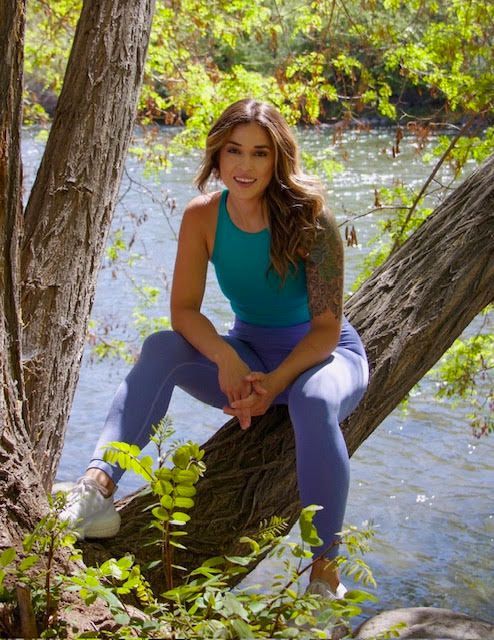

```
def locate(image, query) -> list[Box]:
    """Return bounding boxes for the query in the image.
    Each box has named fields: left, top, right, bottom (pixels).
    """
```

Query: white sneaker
left=306, top=579, right=348, bottom=600
left=304, top=579, right=349, bottom=639
left=56, top=477, right=121, bottom=540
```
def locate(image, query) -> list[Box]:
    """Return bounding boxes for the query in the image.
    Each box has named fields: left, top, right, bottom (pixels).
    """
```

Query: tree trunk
left=82, top=154, right=494, bottom=592
left=20, top=0, right=156, bottom=488
left=0, top=0, right=48, bottom=549
left=0, top=1, right=156, bottom=632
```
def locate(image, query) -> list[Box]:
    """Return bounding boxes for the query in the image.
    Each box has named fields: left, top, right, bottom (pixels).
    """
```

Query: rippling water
left=23, top=125, right=493, bottom=624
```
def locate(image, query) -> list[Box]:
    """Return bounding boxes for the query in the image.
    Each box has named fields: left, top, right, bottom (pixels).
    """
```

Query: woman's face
left=218, top=122, right=275, bottom=200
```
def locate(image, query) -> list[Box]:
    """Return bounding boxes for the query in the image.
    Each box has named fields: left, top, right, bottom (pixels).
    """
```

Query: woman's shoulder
left=183, top=190, right=222, bottom=220
left=180, top=191, right=223, bottom=257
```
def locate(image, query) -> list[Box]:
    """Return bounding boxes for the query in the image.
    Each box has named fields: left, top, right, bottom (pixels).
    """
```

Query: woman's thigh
left=285, top=347, right=369, bottom=419
left=173, top=333, right=267, bottom=409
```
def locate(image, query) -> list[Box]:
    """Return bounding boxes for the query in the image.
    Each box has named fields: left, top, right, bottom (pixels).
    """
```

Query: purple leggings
left=89, top=317, right=369, bottom=558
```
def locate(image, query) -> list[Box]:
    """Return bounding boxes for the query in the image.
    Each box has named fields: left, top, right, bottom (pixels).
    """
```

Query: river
left=23, top=125, right=493, bottom=625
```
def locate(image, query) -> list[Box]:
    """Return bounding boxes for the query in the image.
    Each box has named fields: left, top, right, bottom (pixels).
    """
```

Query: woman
left=61, top=99, right=369, bottom=598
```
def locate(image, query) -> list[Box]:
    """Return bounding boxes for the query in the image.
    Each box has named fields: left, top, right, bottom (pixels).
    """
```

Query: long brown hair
left=195, top=99, right=327, bottom=280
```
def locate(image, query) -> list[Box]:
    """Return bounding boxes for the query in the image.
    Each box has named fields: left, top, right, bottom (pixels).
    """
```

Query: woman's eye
left=227, top=147, right=240, bottom=154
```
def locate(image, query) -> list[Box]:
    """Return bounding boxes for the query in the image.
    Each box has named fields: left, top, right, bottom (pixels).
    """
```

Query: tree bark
left=0, top=0, right=47, bottom=548
left=82, top=154, right=494, bottom=592
left=20, top=0, right=156, bottom=488
left=0, top=0, right=25, bottom=442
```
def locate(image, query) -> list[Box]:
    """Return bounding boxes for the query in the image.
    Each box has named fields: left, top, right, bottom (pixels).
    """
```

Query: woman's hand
left=223, top=371, right=281, bottom=429
left=217, top=353, right=253, bottom=429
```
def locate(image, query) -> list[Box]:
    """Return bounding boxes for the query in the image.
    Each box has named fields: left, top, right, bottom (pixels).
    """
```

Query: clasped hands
left=223, top=371, right=278, bottom=430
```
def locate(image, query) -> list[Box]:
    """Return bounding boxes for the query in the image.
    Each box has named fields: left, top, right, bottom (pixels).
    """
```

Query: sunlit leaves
left=432, top=323, right=494, bottom=437
left=298, top=505, right=323, bottom=548
left=4, top=434, right=378, bottom=638
left=383, top=0, right=494, bottom=113
left=25, top=0, right=494, bottom=131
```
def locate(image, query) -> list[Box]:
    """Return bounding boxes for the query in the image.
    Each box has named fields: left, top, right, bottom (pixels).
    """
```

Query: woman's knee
left=288, top=351, right=368, bottom=420
left=140, top=330, right=195, bottom=363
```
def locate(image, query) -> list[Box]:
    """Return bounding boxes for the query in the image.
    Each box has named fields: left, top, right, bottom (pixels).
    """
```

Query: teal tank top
left=211, top=190, right=310, bottom=327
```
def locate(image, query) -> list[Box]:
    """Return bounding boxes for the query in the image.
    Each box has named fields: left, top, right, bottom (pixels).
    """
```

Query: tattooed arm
left=263, top=210, right=343, bottom=388
left=224, top=211, right=344, bottom=423
left=306, top=211, right=344, bottom=321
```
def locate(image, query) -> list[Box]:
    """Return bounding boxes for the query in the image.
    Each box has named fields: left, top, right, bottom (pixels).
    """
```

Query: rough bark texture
left=0, top=0, right=25, bottom=441
left=20, top=0, right=156, bottom=488
left=0, top=0, right=47, bottom=548
left=82, top=155, right=494, bottom=592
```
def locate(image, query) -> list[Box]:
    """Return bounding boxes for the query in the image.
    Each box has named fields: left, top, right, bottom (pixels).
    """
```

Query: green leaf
left=201, top=556, right=225, bottom=568
left=140, top=455, right=154, bottom=474
left=175, top=484, right=197, bottom=497
left=169, top=540, right=187, bottom=550
left=172, top=447, right=191, bottom=469
left=230, top=618, right=253, bottom=637
left=0, top=548, right=16, bottom=568
left=151, top=506, right=170, bottom=521
left=173, top=496, right=194, bottom=509
left=113, top=612, right=130, bottom=626
left=154, top=479, right=174, bottom=496
left=225, top=555, right=252, bottom=566
left=172, top=469, right=198, bottom=483
left=344, top=588, right=378, bottom=603
left=160, top=494, right=174, bottom=510
left=170, top=511, right=191, bottom=525
left=299, top=505, right=323, bottom=547
left=19, top=555, right=39, bottom=571
left=222, top=592, right=249, bottom=620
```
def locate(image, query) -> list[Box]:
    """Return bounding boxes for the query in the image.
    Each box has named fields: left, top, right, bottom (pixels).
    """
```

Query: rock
left=353, top=607, right=494, bottom=639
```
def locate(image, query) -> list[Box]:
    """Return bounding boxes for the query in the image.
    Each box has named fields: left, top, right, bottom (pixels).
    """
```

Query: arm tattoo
left=305, top=213, right=344, bottom=320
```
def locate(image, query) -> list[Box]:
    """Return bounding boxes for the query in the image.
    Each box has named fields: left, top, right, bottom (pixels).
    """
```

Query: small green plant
left=67, top=555, right=161, bottom=638
left=0, top=492, right=80, bottom=638
left=103, top=419, right=206, bottom=590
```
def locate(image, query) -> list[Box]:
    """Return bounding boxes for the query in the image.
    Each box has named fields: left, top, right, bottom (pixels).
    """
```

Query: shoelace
left=65, top=478, right=101, bottom=507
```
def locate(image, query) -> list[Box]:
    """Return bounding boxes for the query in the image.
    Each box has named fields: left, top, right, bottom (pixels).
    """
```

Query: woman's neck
left=226, top=193, right=269, bottom=232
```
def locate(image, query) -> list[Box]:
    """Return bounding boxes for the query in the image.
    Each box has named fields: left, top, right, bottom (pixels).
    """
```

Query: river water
left=23, top=125, right=493, bottom=625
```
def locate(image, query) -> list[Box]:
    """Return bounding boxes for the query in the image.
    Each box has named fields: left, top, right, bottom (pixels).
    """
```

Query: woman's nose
left=238, top=154, right=253, bottom=171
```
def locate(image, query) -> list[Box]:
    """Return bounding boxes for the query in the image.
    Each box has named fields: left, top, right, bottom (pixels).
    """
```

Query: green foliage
left=24, top=0, right=81, bottom=121
left=1, top=423, right=379, bottom=638
left=98, top=425, right=378, bottom=638
left=0, top=493, right=81, bottom=637
left=383, top=0, right=494, bottom=113
left=350, top=178, right=432, bottom=291
left=103, top=420, right=206, bottom=589
left=67, top=556, right=157, bottom=636
left=431, top=312, right=493, bottom=437
left=156, top=508, right=377, bottom=639
left=87, top=278, right=170, bottom=365
left=425, top=126, right=494, bottom=175
left=25, top=0, right=494, bottom=131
